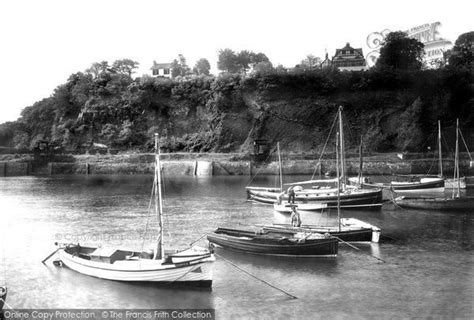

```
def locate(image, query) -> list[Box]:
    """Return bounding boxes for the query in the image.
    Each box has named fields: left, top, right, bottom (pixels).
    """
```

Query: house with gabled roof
left=332, top=43, right=367, bottom=71
left=151, top=61, right=173, bottom=78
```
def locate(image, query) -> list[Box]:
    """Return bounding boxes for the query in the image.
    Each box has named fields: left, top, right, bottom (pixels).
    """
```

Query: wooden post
left=49, top=162, right=53, bottom=175
left=249, top=161, right=252, bottom=176
left=86, top=163, right=90, bottom=175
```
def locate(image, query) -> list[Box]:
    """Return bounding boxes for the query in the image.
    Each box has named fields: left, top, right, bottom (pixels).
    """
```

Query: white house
left=151, top=61, right=173, bottom=78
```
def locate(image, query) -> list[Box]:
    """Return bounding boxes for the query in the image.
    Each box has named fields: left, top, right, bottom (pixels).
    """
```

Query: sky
left=0, top=0, right=472, bottom=124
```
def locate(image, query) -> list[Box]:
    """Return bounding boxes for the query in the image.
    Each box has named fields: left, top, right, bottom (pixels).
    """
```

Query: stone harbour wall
left=0, top=153, right=472, bottom=177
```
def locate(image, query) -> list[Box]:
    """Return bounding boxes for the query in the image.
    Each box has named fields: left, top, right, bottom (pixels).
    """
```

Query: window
left=152, top=69, right=158, bottom=76
left=163, top=68, right=170, bottom=75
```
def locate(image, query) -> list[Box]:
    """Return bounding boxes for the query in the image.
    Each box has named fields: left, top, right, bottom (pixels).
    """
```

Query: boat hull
left=348, top=177, right=445, bottom=193
left=247, top=187, right=383, bottom=209
left=264, top=218, right=381, bottom=243
left=395, top=196, right=474, bottom=211
left=57, top=245, right=215, bottom=287
left=445, top=177, right=466, bottom=189
left=207, top=228, right=338, bottom=257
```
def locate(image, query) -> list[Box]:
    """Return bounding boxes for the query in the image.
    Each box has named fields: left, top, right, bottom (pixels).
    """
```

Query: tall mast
left=358, top=136, right=363, bottom=185
left=277, top=142, right=283, bottom=192
left=338, top=106, right=346, bottom=191
left=153, top=133, right=165, bottom=260
left=336, top=132, right=341, bottom=232
left=438, top=120, right=443, bottom=177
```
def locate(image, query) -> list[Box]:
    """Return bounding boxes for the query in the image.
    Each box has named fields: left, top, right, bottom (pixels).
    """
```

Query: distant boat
left=349, top=120, right=448, bottom=193
left=0, top=286, right=6, bottom=311
left=207, top=227, right=338, bottom=257
left=246, top=107, right=383, bottom=209
left=260, top=218, right=381, bottom=243
left=54, top=134, right=215, bottom=287
left=348, top=176, right=445, bottom=193
left=394, top=195, right=474, bottom=211
left=269, top=113, right=382, bottom=243
left=395, top=119, right=474, bottom=211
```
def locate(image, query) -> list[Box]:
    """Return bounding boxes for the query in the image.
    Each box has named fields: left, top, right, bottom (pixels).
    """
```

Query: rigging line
left=1, top=298, right=15, bottom=312
left=141, top=179, right=156, bottom=252
left=311, top=112, right=338, bottom=180
left=246, top=145, right=276, bottom=187
left=214, top=252, right=298, bottom=300
left=387, top=189, right=404, bottom=210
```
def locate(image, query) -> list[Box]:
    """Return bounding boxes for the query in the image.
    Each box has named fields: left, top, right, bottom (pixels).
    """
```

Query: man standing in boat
left=291, top=206, right=301, bottom=227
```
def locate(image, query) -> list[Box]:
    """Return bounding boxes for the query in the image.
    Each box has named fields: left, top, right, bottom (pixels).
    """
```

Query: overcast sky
left=0, top=0, right=472, bottom=123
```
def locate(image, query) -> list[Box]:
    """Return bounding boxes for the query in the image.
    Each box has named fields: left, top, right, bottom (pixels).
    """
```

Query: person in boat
left=287, top=186, right=296, bottom=204
left=290, top=206, right=301, bottom=227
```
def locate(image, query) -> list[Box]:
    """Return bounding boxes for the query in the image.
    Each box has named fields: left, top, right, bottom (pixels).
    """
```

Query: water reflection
left=0, top=175, right=472, bottom=318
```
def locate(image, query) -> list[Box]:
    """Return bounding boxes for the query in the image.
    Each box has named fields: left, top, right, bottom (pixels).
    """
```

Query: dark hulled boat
left=207, top=227, right=338, bottom=257
left=247, top=186, right=383, bottom=209
left=395, top=196, right=474, bottom=211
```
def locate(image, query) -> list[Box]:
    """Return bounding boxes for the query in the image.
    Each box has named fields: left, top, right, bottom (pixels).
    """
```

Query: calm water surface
left=0, top=175, right=472, bottom=319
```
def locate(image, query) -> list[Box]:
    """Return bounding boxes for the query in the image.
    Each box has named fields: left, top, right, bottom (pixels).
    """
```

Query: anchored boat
left=207, top=227, right=338, bottom=257
left=53, top=134, right=215, bottom=287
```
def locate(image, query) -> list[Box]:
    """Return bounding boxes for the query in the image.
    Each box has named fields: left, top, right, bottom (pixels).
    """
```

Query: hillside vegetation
left=0, top=67, right=472, bottom=154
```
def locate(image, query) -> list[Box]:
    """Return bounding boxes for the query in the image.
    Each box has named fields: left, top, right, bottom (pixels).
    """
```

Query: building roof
left=151, top=61, right=172, bottom=70
left=334, top=42, right=364, bottom=58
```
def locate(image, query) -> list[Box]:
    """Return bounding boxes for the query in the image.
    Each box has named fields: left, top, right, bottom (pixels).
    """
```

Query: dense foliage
left=376, top=32, right=425, bottom=70
left=1, top=36, right=472, bottom=154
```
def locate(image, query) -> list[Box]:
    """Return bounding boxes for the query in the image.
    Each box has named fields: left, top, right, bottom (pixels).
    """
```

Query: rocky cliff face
left=1, top=69, right=472, bottom=154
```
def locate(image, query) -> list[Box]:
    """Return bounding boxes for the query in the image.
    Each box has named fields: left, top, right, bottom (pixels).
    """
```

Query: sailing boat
left=246, top=107, right=383, bottom=209
left=348, top=121, right=445, bottom=193
left=261, top=121, right=381, bottom=243
left=395, top=119, right=474, bottom=211
left=53, top=134, right=215, bottom=286
left=440, top=120, right=468, bottom=189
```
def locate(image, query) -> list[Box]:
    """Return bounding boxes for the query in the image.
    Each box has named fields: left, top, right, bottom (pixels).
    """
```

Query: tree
left=300, top=54, right=322, bottom=70
left=376, top=31, right=424, bottom=70
left=250, top=52, right=270, bottom=65
left=448, top=31, right=473, bottom=68
left=217, top=48, right=239, bottom=73
left=218, top=49, right=272, bottom=74
left=112, top=59, right=139, bottom=76
left=86, top=61, right=110, bottom=78
left=171, top=54, right=191, bottom=78
left=252, top=61, right=274, bottom=74
left=193, top=58, right=211, bottom=75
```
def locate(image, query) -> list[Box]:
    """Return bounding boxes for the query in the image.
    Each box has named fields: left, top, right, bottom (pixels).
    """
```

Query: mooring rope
left=215, top=252, right=298, bottom=300
left=333, top=236, right=386, bottom=263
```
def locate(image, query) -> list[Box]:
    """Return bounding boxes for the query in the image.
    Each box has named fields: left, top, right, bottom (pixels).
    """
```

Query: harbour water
left=0, top=175, right=472, bottom=319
